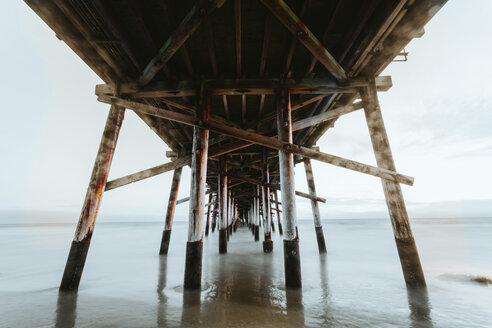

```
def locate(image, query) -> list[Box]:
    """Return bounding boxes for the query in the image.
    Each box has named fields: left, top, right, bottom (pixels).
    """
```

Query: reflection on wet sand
left=317, top=253, right=334, bottom=326
left=407, top=287, right=433, bottom=328
left=181, top=290, right=201, bottom=327
left=157, top=256, right=168, bottom=328
left=55, top=291, right=78, bottom=328
left=191, top=242, right=306, bottom=327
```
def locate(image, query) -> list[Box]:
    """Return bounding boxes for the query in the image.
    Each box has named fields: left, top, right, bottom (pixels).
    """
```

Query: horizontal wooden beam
left=95, top=76, right=392, bottom=98
left=105, top=157, right=189, bottom=191
left=260, top=0, right=346, bottom=81
left=292, top=101, right=364, bottom=131
left=98, top=94, right=413, bottom=186
left=137, top=0, right=226, bottom=85
left=105, top=139, right=251, bottom=191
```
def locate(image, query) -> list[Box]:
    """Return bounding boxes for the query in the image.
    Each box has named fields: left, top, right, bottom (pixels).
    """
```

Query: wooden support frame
left=360, top=77, right=426, bottom=288
left=184, top=86, right=210, bottom=290
left=159, top=167, right=183, bottom=255
left=218, top=156, right=228, bottom=253
left=96, top=76, right=392, bottom=98
left=97, top=93, right=413, bottom=186
left=273, top=190, right=283, bottom=235
left=205, top=193, right=213, bottom=236
left=277, top=88, right=302, bottom=288
left=304, top=159, right=327, bottom=254
left=105, top=139, right=250, bottom=191
left=261, top=151, right=273, bottom=252
left=60, top=105, right=125, bottom=291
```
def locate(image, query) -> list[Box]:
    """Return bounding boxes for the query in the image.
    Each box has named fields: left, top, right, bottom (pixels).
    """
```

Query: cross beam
left=96, top=76, right=392, bottom=98
left=105, top=139, right=250, bottom=191
left=97, top=94, right=413, bottom=186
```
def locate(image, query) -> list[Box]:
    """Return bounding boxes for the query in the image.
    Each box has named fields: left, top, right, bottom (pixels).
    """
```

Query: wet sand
left=0, top=218, right=491, bottom=327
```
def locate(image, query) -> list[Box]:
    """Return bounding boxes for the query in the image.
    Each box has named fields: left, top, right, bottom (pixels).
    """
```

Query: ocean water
left=0, top=216, right=491, bottom=327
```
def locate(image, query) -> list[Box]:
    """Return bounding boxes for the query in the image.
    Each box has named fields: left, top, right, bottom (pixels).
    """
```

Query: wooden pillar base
left=283, top=240, right=302, bottom=288
left=271, top=221, right=276, bottom=232
left=159, top=230, right=172, bottom=255
left=395, top=237, right=426, bottom=288
left=315, top=226, right=327, bottom=254
left=60, top=239, right=91, bottom=291
left=205, top=224, right=210, bottom=237
left=219, top=229, right=227, bottom=254
left=254, top=225, right=260, bottom=241
left=226, top=227, right=230, bottom=241
left=278, top=223, right=283, bottom=235
left=184, top=241, right=203, bottom=290
left=263, top=237, right=273, bottom=253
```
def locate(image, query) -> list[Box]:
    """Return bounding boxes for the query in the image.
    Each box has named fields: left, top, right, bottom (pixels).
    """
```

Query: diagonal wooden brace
left=97, top=95, right=414, bottom=186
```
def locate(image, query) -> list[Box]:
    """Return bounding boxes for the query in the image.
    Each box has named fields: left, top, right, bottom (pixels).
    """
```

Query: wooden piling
left=183, top=91, right=210, bottom=290
left=211, top=198, right=218, bottom=233
left=218, top=156, right=228, bottom=254
left=273, top=190, right=283, bottom=235
left=304, top=159, right=327, bottom=253
left=360, top=77, right=426, bottom=288
left=229, top=191, right=234, bottom=235
left=277, top=89, right=301, bottom=288
left=227, top=189, right=232, bottom=240
left=254, top=185, right=260, bottom=242
left=262, top=151, right=273, bottom=253
left=60, top=105, right=125, bottom=291
left=159, top=167, right=183, bottom=255
left=205, top=193, right=213, bottom=236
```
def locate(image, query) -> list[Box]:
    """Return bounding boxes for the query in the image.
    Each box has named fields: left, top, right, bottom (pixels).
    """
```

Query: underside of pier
left=25, top=0, right=447, bottom=291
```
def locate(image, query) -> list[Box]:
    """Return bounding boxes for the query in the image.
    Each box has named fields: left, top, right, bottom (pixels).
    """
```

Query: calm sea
left=0, top=216, right=491, bottom=327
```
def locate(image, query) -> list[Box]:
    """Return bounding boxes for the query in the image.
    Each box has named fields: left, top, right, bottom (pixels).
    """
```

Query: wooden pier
left=25, top=0, right=447, bottom=291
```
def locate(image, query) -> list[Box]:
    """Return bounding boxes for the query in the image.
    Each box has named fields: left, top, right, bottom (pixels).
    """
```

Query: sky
left=0, top=1, right=491, bottom=222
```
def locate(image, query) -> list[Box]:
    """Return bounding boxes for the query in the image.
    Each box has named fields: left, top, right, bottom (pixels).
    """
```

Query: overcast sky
left=1, top=1, right=491, bottom=222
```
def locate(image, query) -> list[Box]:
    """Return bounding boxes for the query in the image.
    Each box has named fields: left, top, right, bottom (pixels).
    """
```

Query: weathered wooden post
left=228, top=192, right=233, bottom=235
left=233, top=200, right=238, bottom=232
left=303, top=159, right=327, bottom=253
left=227, top=189, right=231, bottom=241
left=251, top=201, right=255, bottom=236
left=211, top=198, right=218, bottom=233
left=249, top=202, right=253, bottom=233
left=218, top=156, right=228, bottom=254
left=205, top=193, right=213, bottom=236
left=360, top=77, right=426, bottom=288
left=183, top=89, right=210, bottom=290
left=273, top=190, right=283, bottom=235
left=60, top=105, right=125, bottom=291
left=254, top=185, right=260, bottom=242
left=262, top=151, right=273, bottom=253
left=229, top=190, right=234, bottom=235
left=277, top=89, right=302, bottom=288
left=159, top=167, right=183, bottom=255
